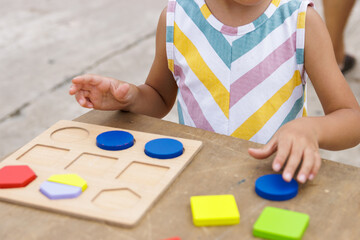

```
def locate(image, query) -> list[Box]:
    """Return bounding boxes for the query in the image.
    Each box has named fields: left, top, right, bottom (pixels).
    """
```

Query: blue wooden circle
left=96, top=130, right=134, bottom=151
left=255, top=174, right=298, bottom=201
left=144, top=138, right=184, bottom=159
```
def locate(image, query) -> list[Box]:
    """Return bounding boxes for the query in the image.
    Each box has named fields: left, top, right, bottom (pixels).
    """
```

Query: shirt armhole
left=166, top=0, right=176, bottom=74
left=296, top=0, right=314, bottom=85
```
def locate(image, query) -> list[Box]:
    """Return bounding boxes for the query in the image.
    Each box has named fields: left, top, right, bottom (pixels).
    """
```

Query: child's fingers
left=75, top=91, right=93, bottom=108
left=75, top=91, right=86, bottom=106
left=273, top=140, right=302, bottom=182
left=308, top=152, right=322, bottom=181
left=69, top=84, right=82, bottom=95
left=248, top=138, right=277, bottom=159
left=296, top=148, right=316, bottom=183
left=72, top=74, right=102, bottom=86
left=271, top=138, right=291, bottom=172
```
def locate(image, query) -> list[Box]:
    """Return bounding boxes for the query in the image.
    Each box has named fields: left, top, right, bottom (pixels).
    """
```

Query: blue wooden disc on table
left=96, top=130, right=134, bottom=151
left=145, top=138, right=184, bottom=159
left=255, top=174, right=298, bottom=201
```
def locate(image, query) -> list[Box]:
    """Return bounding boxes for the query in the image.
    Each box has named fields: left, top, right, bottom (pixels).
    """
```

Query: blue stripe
left=231, top=0, right=301, bottom=61
left=166, top=26, right=174, bottom=43
left=279, top=95, right=304, bottom=128
left=176, top=0, right=232, bottom=68
left=253, top=14, right=268, bottom=28
left=296, top=49, right=304, bottom=64
left=177, top=100, right=184, bottom=125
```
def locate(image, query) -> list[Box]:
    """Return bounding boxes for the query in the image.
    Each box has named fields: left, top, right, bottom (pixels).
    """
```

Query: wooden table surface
left=1, top=110, right=359, bottom=240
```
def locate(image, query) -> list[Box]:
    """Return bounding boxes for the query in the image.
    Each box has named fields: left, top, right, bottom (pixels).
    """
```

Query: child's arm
left=249, top=7, right=360, bottom=184
left=69, top=8, right=177, bottom=118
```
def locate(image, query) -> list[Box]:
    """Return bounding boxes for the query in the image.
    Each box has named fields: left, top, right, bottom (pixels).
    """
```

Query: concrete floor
left=0, top=0, right=359, bottom=167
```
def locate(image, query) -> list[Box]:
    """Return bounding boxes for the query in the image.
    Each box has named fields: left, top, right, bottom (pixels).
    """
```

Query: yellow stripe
left=174, top=23, right=229, bottom=118
left=200, top=4, right=212, bottom=19
left=297, top=12, right=306, bottom=29
left=302, top=85, right=307, bottom=116
left=271, top=0, right=281, bottom=7
left=231, top=71, right=302, bottom=140
left=302, top=107, right=307, bottom=117
left=168, top=59, right=174, bottom=73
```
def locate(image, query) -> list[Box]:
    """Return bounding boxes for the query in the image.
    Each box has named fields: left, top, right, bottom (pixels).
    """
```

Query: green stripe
left=253, top=14, right=268, bottom=28
left=296, top=48, right=304, bottom=64
left=279, top=94, right=304, bottom=128
left=177, top=100, right=184, bottom=125
left=166, top=26, right=174, bottom=43
left=177, top=0, right=232, bottom=68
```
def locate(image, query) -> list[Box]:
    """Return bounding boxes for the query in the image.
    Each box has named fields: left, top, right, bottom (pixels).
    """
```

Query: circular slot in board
left=51, top=127, right=89, bottom=142
left=96, top=130, right=135, bottom=151
left=255, top=174, right=298, bottom=201
left=144, top=138, right=184, bottom=159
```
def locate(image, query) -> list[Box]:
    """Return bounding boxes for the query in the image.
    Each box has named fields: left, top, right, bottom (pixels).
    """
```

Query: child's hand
left=248, top=118, right=322, bottom=184
left=69, top=74, right=135, bottom=110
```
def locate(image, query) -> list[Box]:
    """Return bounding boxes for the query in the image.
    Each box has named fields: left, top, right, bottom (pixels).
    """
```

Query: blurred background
left=0, top=0, right=359, bottom=167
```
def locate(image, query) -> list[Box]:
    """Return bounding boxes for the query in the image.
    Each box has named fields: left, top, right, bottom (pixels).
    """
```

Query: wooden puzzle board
left=0, top=120, right=202, bottom=227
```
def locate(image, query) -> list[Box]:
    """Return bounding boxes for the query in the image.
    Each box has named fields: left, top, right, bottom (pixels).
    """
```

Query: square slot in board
left=66, top=153, right=118, bottom=177
left=0, top=120, right=202, bottom=227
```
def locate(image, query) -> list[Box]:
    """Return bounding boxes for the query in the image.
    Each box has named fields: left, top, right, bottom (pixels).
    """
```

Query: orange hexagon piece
left=0, top=165, right=37, bottom=188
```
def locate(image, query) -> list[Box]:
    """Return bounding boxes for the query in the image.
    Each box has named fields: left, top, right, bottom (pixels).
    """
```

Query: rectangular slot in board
left=17, top=144, right=69, bottom=167
left=66, top=153, right=118, bottom=177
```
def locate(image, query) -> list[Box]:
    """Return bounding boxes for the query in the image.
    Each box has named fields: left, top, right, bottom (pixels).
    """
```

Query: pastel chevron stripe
left=231, top=71, right=302, bottom=140
left=174, top=23, right=229, bottom=118
left=174, top=65, right=215, bottom=132
left=279, top=94, right=305, bottom=128
left=200, top=4, right=211, bottom=19
left=167, top=0, right=313, bottom=143
left=272, top=0, right=281, bottom=7
left=297, top=12, right=306, bottom=29
left=230, top=31, right=297, bottom=107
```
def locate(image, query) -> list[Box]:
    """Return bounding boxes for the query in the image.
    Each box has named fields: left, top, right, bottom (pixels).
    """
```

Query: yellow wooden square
left=190, top=195, right=240, bottom=226
left=48, top=174, right=87, bottom=191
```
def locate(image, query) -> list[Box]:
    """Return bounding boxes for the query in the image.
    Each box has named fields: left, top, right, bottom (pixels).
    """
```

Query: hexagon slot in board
left=93, top=188, right=141, bottom=210
left=0, top=165, right=37, bottom=188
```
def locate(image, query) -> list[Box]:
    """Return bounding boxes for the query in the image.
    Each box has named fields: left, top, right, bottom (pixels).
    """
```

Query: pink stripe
left=174, top=65, right=215, bottom=132
left=167, top=1, right=176, bottom=12
left=230, top=32, right=297, bottom=107
left=221, top=25, right=238, bottom=36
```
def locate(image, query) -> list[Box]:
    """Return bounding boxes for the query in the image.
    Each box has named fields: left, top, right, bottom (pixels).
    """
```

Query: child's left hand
left=248, top=117, right=322, bottom=184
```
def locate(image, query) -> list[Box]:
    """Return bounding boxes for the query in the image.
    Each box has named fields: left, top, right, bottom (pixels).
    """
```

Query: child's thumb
left=112, top=83, right=130, bottom=101
left=248, top=139, right=276, bottom=159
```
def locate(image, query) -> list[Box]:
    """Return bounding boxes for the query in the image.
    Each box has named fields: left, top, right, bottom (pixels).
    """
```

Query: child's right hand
left=69, top=74, right=136, bottom=110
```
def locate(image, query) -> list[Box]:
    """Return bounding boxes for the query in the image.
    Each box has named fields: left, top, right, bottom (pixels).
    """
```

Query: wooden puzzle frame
left=0, top=120, right=202, bottom=227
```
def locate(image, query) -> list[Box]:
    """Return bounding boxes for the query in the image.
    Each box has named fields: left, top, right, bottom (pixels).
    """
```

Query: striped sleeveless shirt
left=166, top=0, right=313, bottom=144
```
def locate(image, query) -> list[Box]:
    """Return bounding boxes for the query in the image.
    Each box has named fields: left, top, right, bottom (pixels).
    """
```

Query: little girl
left=69, top=0, right=360, bottom=184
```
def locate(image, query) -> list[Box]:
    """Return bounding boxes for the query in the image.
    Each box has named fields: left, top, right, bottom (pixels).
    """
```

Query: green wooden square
left=190, top=195, right=240, bottom=226
left=253, top=207, right=309, bottom=240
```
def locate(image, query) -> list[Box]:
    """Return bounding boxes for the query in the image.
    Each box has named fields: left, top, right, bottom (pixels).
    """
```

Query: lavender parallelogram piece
left=40, top=181, right=82, bottom=200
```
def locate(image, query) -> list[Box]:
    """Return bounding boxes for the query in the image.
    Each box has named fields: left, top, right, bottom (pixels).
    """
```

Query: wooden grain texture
left=0, top=110, right=359, bottom=240
left=0, top=120, right=202, bottom=227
